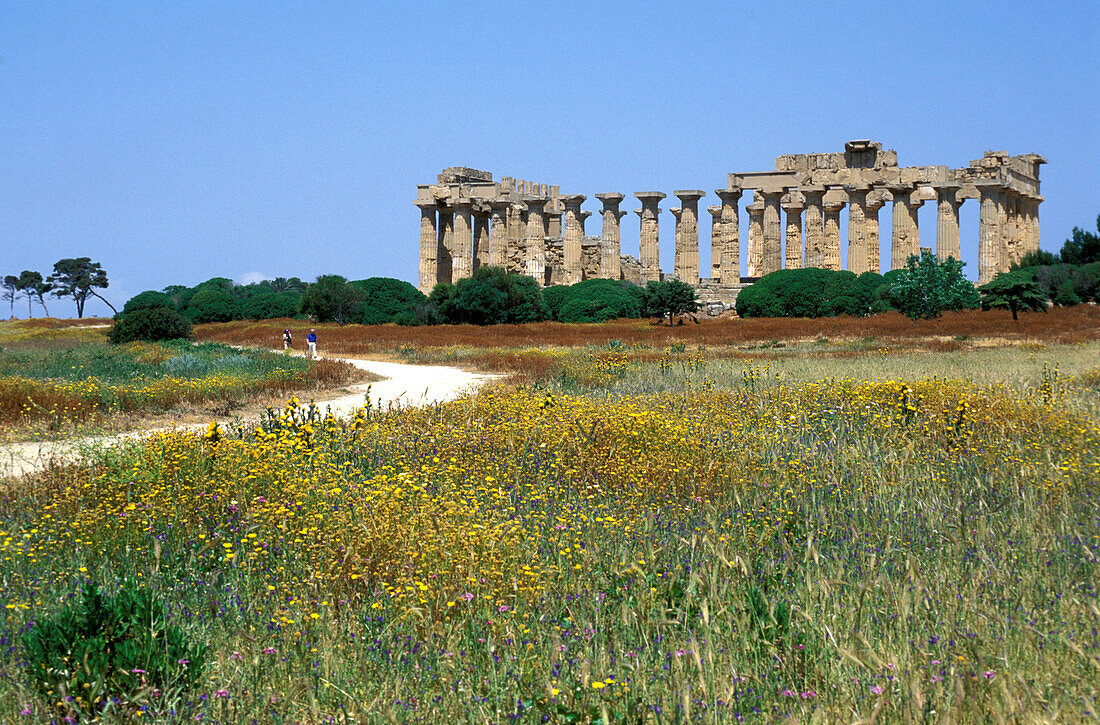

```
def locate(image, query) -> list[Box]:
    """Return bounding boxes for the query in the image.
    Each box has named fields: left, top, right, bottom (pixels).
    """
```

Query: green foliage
left=736, top=268, right=886, bottom=318
left=239, top=290, right=302, bottom=320
left=1072, top=262, right=1100, bottom=303
left=542, top=284, right=570, bottom=320
left=642, top=279, right=699, bottom=324
left=350, top=277, right=426, bottom=325
left=888, top=252, right=979, bottom=320
left=1012, top=249, right=1060, bottom=269
left=1, top=275, right=18, bottom=316
left=1051, top=279, right=1081, bottom=307
left=183, top=286, right=238, bottom=324
left=121, top=290, right=174, bottom=316
left=108, top=307, right=193, bottom=343
left=1059, top=214, right=1100, bottom=265
left=299, top=275, right=366, bottom=325
left=428, top=267, right=549, bottom=325
left=48, top=257, right=115, bottom=318
left=555, top=279, right=644, bottom=323
left=13, top=270, right=54, bottom=317
left=978, top=271, right=1048, bottom=320
left=22, top=580, right=207, bottom=720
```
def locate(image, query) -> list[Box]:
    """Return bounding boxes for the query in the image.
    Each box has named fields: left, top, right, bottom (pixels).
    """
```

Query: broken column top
left=674, top=190, right=707, bottom=199
left=595, top=192, right=625, bottom=203
left=635, top=191, right=667, bottom=201
left=438, top=167, right=493, bottom=184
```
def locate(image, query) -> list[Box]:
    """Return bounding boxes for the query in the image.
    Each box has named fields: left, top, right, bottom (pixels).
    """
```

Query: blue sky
left=2, top=0, right=1097, bottom=317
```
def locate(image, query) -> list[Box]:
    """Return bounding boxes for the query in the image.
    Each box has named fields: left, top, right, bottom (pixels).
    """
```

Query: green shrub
left=23, top=581, right=207, bottom=720
left=239, top=290, right=301, bottom=320
left=556, top=279, right=643, bottom=323
left=889, top=252, right=979, bottom=319
left=108, top=307, right=193, bottom=344
left=183, top=287, right=238, bottom=324
left=120, top=290, right=174, bottom=315
left=299, top=275, right=365, bottom=325
left=351, top=277, right=426, bottom=324
left=435, top=267, right=549, bottom=325
left=1073, top=262, right=1100, bottom=303
left=542, top=285, right=570, bottom=320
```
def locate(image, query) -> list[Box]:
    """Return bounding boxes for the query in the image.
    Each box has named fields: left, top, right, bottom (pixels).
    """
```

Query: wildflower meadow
left=0, top=324, right=1097, bottom=721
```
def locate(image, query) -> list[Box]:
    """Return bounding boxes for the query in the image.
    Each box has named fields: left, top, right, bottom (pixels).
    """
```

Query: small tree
left=1059, top=214, right=1100, bottom=266
left=1012, top=249, right=1060, bottom=270
left=889, top=252, right=979, bottom=320
left=109, top=307, right=193, bottom=343
left=48, top=257, right=116, bottom=318
left=1, top=275, right=17, bottom=317
left=979, top=271, right=1048, bottom=320
left=299, top=275, right=366, bottom=325
left=183, top=287, right=238, bottom=324
left=643, top=279, right=700, bottom=325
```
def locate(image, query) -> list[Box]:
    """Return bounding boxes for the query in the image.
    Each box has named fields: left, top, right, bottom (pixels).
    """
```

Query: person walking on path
left=283, top=328, right=293, bottom=351
left=307, top=329, right=318, bottom=359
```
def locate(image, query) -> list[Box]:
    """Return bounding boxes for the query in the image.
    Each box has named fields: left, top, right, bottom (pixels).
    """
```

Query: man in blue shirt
left=307, top=329, right=317, bottom=359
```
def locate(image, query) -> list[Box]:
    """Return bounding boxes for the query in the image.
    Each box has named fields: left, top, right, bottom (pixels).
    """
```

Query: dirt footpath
left=0, top=357, right=499, bottom=479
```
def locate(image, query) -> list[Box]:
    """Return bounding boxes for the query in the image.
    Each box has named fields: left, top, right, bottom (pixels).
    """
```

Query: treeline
left=119, top=268, right=703, bottom=332
left=1006, top=214, right=1100, bottom=306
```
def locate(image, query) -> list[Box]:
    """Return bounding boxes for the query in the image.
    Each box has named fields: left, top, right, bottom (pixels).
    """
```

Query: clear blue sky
left=2, top=0, right=1097, bottom=317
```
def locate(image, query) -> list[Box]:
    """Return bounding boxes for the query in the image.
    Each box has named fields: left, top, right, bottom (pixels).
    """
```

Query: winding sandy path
left=0, top=356, right=499, bottom=479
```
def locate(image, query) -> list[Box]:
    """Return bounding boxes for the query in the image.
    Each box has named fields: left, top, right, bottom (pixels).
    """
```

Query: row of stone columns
left=419, top=182, right=1039, bottom=291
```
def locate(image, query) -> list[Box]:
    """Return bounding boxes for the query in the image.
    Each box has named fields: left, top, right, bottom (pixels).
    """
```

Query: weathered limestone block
left=489, top=200, right=510, bottom=269
left=473, top=205, right=490, bottom=272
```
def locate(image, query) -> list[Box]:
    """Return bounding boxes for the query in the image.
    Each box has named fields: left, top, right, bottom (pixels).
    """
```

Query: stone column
left=977, top=185, right=1003, bottom=285
left=417, top=203, right=439, bottom=293
left=472, top=205, right=490, bottom=272
left=715, top=187, right=742, bottom=283
left=635, top=192, right=665, bottom=282
left=597, top=193, right=626, bottom=281
left=489, top=200, right=510, bottom=269
left=801, top=186, right=825, bottom=269
left=746, top=194, right=763, bottom=278
left=781, top=192, right=804, bottom=270
left=865, top=190, right=887, bottom=274
left=561, top=194, right=586, bottom=285
left=935, top=183, right=963, bottom=262
left=889, top=184, right=921, bottom=270
left=845, top=184, right=870, bottom=274
left=525, top=198, right=549, bottom=282
left=673, top=190, right=704, bottom=284
left=822, top=194, right=845, bottom=271
left=451, top=199, right=473, bottom=282
left=1027, top=196, right=1043, bottom=254
left=707, top=205, right=722, bottom=280
left=547, top=187, right=562, bottom=237
left=437, top=206, right=454, bottom=284
left=759, top=189, right=784, bottom=276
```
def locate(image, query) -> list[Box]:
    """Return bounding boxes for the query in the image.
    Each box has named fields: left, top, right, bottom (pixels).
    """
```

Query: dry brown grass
left=194, top=306, right=1100, bottom=355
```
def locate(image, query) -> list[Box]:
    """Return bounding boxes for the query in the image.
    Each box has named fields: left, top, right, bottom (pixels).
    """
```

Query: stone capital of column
left=633, top=208, right=645, bottom=218
left=781, top=200, right=805, bottom=213
left=823, top=199, right=846, bottom=212
left=715, top=188, right=743, bottom=203
left=634, top=191, right=667, bottom=202
left=887, top=183, right=915, bottom=196
left=673, top=190, right=706, bottom=202
left=415, top=201, right=440, bottom=210
left=799, top=185, right=826, bottom=201
left=595, top=192, right=625, bottom=204
left=525, top=198, right=549, bottom=210
left=843, top=182, right=872, bottom=194
left=669, top=207, right=683, bottom=218
left=452, top=198, right=473, bottom=211
left=707, top=205, right=722, bottom=217
left=560, top=194, right=586, bottom=206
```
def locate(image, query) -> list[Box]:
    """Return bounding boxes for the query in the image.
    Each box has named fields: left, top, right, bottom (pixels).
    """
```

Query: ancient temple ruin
left=415, top=142, right=1045, bottom=308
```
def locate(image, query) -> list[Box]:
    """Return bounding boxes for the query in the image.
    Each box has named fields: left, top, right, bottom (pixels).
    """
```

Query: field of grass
left=0, top=327, right=1096, bottom=722
left=0, top=319, right=360, bottom=439
left=194, top=307, right=1100, bottom=355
